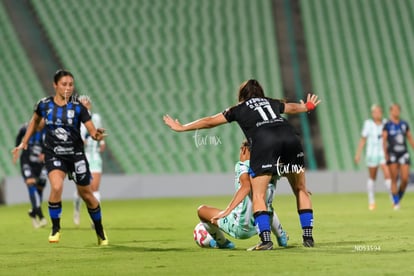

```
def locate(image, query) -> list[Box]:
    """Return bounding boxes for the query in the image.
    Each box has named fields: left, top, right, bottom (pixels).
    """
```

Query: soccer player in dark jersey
left=12, top=70, right=108, bottom=245
left=164, top=79, right=320, bottom=250
left=382, top=103, right=414, bottom=210
left=13, top=123, right=47, bottom=228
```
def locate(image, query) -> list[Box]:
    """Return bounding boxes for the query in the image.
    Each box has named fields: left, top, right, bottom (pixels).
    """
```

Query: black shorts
left=249, top=125, right=305, bottom=177
left=44, top=153, right=92, bottom=186
left=387, top=151, right=410, bottom=165
left=20, top=151, right=44, bottom=181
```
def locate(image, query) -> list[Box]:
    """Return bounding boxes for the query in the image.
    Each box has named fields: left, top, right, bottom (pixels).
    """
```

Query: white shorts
left=366, top=154, right=386, bottom=167
left=218, top=214, right=257, bottom=240
left=87, top=154, right=103, bottom=173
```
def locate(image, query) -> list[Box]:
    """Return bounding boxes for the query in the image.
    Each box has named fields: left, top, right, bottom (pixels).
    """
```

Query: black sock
left=51, top=218, right=60, bottom=234
left=35, top=207, right=44, bottom=219
left=88, top=206, right=105, bottom=239
left=48, top=201, right=62, bottom=233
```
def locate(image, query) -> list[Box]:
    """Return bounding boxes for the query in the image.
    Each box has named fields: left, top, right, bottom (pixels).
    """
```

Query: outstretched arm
left=163, top=113, right=227, bottom=132
left=284, top=94, right=321, bottom=114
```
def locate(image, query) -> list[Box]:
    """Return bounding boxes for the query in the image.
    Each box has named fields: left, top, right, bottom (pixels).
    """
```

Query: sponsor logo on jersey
left=55, top=127, right=69, bottom=141
left=53, top=146, right=74, bottom=155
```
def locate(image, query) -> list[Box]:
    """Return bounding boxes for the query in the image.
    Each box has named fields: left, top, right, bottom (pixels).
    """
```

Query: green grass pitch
left=0, top=192, right=413, bottom=275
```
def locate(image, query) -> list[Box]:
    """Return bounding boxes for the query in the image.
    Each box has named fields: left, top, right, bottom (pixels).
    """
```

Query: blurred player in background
left=73, top=95, right=106, bottom=226
left=383, top=103, right=414, bottom=210
left=164, top=79, right=320, bottom=250
left=12, top=69, right=108, bottom=245
left=197, top=140, right=288, bottom=249
left=13, top=123, right=48, bottom=228
left=354, top=104, right=391, bottom=210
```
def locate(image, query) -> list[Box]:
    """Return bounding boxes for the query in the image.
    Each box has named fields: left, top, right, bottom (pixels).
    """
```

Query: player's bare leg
left=286, top=172, right=314, bottom=247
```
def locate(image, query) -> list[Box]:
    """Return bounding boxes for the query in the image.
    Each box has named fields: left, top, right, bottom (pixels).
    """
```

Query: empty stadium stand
left=0, top=2, right=45, bottom=176
left=301, top=0, right=414, bottom=170
left=2, top=0, right=412, bottom=175
left=30, top=0, right=284, bottom=174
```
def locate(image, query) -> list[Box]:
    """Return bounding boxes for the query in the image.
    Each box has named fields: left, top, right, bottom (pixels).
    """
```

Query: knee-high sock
left=93, top=191, right=101, bottom=203
left=367, top=178, right=375, bottom=205
left=254, top=211, right=272, bottom=243
left=298, top=209, right=313, bottom=238
left=28, top=185, right=38, bottom=210
left=384, top=179, right=393, bottom=203
left=74, top=191, right=81, bottom=212
left=48, top=201, right=62, bottom=231
left=88, top=205, right=105, bottom=239
left=270, top=212, right=283, bottom=237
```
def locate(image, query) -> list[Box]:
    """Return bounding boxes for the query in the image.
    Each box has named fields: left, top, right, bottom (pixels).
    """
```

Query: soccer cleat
left=276, top=230, right=289, bottom=247
left=28, top=209, right=39, bottom=229
left=210, top=239, right=236, bottom=249
left=247, top=241, right=273, bottom=251
left=303, top=236, right=314, bottom=247
left=209, top=239, right=217, bottom=248
left=97, top=231, right=109, bottom=246
left=368, top=203, right=376, bottom=211
left=38, top=218, right=48, bottom=228
left=393, top=204, right=400, bottom=211
left=49, top=230, right=61, bottom=243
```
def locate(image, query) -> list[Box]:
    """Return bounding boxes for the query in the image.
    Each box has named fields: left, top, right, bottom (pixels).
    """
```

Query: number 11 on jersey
left=254, top=105, right=277, bottom=121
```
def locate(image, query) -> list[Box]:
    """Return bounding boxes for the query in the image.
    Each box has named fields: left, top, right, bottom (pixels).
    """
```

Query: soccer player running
left=164, top=79, right=320, bottom=250
left=73, top=95, right=106, bottom=226
left=197, top=140, right=288, bottom=249
left=12, top=69, right=108, bottom=245
left=13, top=123, right=48, bottom=228
left=354, top=104, right=391, bottom=210
left=382, top=103, right=414, bottom=210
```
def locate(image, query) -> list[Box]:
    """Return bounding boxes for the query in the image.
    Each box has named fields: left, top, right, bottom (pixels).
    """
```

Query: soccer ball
left=193, top=222, right=215, bottom=248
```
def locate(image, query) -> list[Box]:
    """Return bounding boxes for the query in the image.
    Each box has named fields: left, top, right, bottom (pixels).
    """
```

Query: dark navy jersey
left=15, top=123, right=46, bottom=163
left=222, top=97, right=288, bottom=140
left=34, top=96, right=91, bottom=157
left=383, top=119, right=410, bottom=153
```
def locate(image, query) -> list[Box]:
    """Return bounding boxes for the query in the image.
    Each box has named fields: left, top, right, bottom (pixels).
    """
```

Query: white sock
left=384, top=179, right=391, bottom=191
left=367, top=178, right=375, bottom=205
left=93, top=191, right=101, bottom=203
left=384, top=179, right=393, bottom=203
left=202, top=222, right=226, bottom=245
left=74, top=191, right=81, bottom=212
left=271, top=213, right=283, bottom=238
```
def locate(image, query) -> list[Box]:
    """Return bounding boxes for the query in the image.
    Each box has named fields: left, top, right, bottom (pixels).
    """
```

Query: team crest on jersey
left=67, top=110, right=75, bottom=118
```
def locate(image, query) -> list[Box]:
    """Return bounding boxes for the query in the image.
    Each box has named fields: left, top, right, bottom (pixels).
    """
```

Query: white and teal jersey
left=218, top=160, right=276, bottom=239
left=81, top=113, right=103, bottom=172
left=361, top=119, right=386, bottom=166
